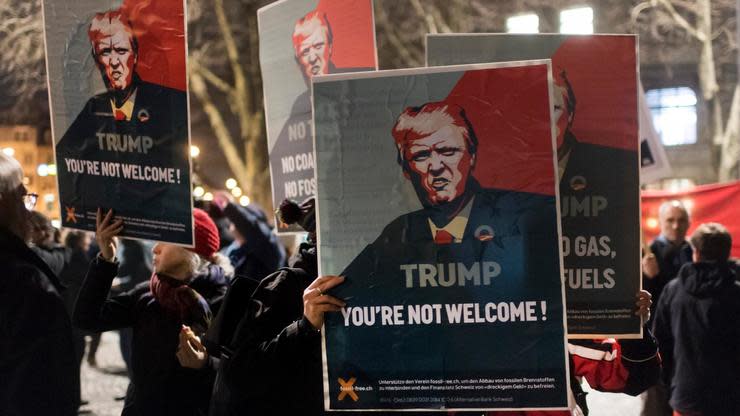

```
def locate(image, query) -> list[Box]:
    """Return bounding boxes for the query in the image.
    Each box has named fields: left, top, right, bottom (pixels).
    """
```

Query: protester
left=642, top=200, right=693, bottom=312
left=641, top=200, right=692, bottom=416
left=0, top=153, right=77, bottom=415
left=653, top=223, right=740, bottom=416
left=74, top=208, right=231, bottom=415
left=177, top=198, right=659, bottom=416
left=28, top=210, right=67, bottom=276
left=213, top=191, right=286, bottom=291
left=59, top=230, right=94, bottom=409
left=178, top=198, right=321, bottom=415
left=112, top=238, right=153, bottom=375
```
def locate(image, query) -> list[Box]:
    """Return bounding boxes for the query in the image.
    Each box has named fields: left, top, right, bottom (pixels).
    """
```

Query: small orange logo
left=338, top=377, right=359, bottom=401
left=65, top=207, right=77, bottom=223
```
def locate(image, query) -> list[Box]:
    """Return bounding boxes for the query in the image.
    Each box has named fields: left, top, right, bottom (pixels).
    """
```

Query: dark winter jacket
left=653, top=261, right=740, bottom=415
left=0, top=227, right=78, bottom=416
left=643, top=236, right=693, bottom=317
left=206, top=242, right=318, bottom=415
left=31, top=242, right=68, bottom=277
left=59, top=246, right=91, bottom=316
left=223, top=202, right=286, bottom=289
left=73, top=257, right=229, bottom=416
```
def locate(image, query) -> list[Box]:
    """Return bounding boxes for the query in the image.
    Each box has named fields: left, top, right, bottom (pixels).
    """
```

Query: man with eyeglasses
left=0, top=153, right=78, bottom=415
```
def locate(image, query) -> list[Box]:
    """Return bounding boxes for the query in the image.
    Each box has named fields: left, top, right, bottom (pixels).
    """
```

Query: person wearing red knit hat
left=74, top=208, right=232, bottom=415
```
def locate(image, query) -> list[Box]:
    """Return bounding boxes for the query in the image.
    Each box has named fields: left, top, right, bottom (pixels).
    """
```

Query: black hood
left=678, top=261, right=737, bottom=296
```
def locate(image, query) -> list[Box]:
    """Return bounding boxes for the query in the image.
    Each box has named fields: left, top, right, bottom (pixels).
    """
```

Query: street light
left=193, top=186, right=205, bottom=198
left=231, top=187, right=242, bottom=197
left=239, top=195, right=250, bottom=206
left=2, top=147, right=14, bottom=157
left=225, top=178, right=237, bottom=190
left=203, top=192, right=214, bottom=201
left=37, top=164, right=49, bottom=177
left=47, top=164, right=57, bottom=176
left=190, top=145, right=201, bottom=158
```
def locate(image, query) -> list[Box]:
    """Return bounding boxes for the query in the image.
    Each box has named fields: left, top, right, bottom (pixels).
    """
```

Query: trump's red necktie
left=434, top=229, right=454, bottom=244
left=114, top=110, right=127, bottom=121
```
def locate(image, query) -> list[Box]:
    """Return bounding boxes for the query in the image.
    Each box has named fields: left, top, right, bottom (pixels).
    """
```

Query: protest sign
left=428, top=34, right=642, bottom=337
left=43, top=0, right=193, bottom=245
left=315, top=61, right=569, bottom=411
left=258, top=0, right=377, bottom=233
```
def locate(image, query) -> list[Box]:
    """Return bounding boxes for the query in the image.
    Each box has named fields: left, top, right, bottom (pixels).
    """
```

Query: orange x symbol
left=65, top=207, right=77, bottom=223
left=338, top=377, right=358, bottom=401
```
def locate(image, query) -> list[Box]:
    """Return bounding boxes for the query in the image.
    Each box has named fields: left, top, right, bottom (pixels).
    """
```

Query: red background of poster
left=316, top=0, right=377, bottom=69
left=120, top=0, right=187, bottom=92
left=445, top=65, right=556, bottom=196
left=641, top=181, right=740, bottom=258
left=552, top=36, right=637, bottom=151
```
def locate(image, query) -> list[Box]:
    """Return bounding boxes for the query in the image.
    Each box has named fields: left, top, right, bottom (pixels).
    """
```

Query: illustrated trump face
left=292, top=11, right=333, bottom=80
left=392, top=103, right=478, bottom=207
left=89, top=11, right=138, bottom=92
left=553, top=69, right=576, bottom=150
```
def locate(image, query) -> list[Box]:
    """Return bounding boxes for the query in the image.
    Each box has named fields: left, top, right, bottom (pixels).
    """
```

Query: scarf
left=149, top=273, right=211, bottom=334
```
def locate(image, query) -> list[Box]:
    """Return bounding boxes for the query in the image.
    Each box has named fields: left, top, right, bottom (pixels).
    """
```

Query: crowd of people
left=1, top=147, right=739, bottom=416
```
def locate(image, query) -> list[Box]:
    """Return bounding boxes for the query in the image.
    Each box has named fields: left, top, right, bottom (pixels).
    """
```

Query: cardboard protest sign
left=258, top=0, right=377, bottom=233
left=428, top=34, right=642, bottom=337
left=43, top=0, right=193, bottom=245
left=315, top=62, right=569, bottom=411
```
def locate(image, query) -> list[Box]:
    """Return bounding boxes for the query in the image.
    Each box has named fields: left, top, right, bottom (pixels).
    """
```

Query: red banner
left=642, top=180, right=740, bottom=258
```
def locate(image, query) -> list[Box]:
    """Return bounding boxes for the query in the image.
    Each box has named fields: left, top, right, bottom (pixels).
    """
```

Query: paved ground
left=78, top=332, right=127, bottom=416
left=79, top=332, right=643, bottom=415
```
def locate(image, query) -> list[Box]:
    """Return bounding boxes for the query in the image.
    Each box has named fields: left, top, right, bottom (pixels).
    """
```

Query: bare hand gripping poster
left=43, top=0, right=193, bottom=245
left=314, top=62, right=570, bottom=411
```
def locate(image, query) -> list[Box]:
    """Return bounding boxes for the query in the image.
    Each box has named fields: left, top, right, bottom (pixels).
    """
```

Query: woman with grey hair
left=0, top=153, right=78, bottom=415
left=74, top=208, right=232, bottom=415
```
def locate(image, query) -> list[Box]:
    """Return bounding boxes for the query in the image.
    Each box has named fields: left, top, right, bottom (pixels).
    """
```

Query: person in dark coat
left=74, top=208, right=231, bottom=416
left=653, top=222, right=740, bottom=416
left=59, top=230, right=94, bottom=409
left=0, top=153, right=78, bottom=416
left=213, top=191, right=286, bottom=290
left=177, top=198, right=325, bottom=415
left=112, top=238, right=153, bottom=375
left=28, top=211, right=67, bottom=276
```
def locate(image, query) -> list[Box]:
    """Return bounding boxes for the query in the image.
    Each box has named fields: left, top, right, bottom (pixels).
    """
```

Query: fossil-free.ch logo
left=338, top=377, right=359, bottom=401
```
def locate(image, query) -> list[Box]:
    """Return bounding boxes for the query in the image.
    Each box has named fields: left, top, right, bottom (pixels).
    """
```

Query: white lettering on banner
left=96, top=132, right=153, bottom=154
left=63, top=158, right=181, bottom=184
left=400, top=262, right=501, bottom=288
left=561, top=195, right=608, bottom=217
left=561, top=236, right=615, bottom=258
left=288, top=121, right=311, bottom=141
left=340, top=301, right=545, bottom=327
left=284, top=178, right=316, bottom=198
left=565, top=268, right=615, bottom=289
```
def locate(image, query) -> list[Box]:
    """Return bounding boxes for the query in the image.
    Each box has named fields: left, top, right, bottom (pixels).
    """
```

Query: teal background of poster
left=314, top=65, right=569, bottom=410
left=427, top=34, right=641, bottom=337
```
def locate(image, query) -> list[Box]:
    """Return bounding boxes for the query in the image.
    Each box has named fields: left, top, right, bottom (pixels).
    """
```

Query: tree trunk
left=718, top=83, right=740, bottom=181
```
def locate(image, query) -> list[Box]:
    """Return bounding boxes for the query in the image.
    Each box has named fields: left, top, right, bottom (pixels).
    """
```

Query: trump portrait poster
left=427, top=34, right=642, bottom=337
left=258, top=0, right=377, bottom=233
left=43, top=0, right=193, bottom=245
left=314, top=62, right=570, bottom=411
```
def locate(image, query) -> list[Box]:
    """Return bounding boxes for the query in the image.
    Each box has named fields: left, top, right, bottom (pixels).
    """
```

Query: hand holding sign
left=635, top=290, right=652, bottom=325
left=95, top=208, right=123, bottom=262
left=303, top=275, right=346, bottom=330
